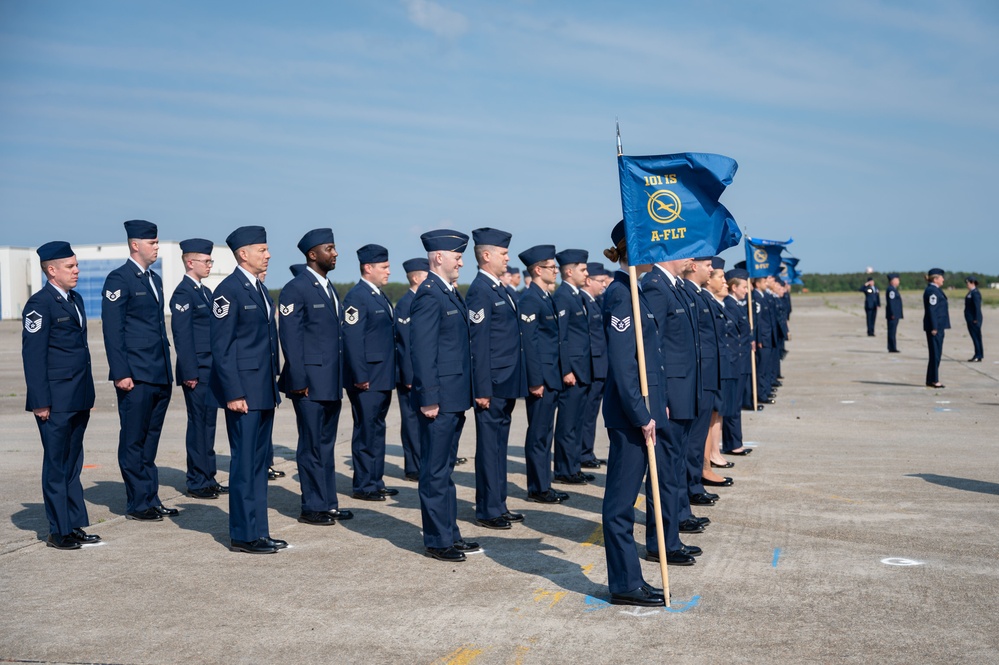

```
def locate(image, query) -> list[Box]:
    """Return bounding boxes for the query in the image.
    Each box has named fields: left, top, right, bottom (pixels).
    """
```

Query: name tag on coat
left=446, top=309, right=459, bottom=316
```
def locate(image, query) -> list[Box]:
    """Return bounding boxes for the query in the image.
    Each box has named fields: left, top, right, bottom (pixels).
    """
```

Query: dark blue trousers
left=722, top=373, right=748, bottom=452
left=37, top=410, right=90, bottom=536
left=865, top=308, right=877, bottom=335
left=554, top=381, right=588, bottom=478
left=579, top=379, right=605, bottom=464
left=887, top=318, right=900, bottom=352
left=926, top=331, right=945, bottom=384
left=524, top=387, right=559, bottom=495
left=292, top=397, right=342, bottom=512
left=396, top=384, right=420, bottom=478
left=646, top=423, right=684, bottom=554
left=182, top=381, right=219, bottom=491
left=670, top=417, right=697, bottom=523
left=419, top=410, right=465, bottom=549
left=224, top=408, right=273, bottom=542
left=757, top=347, right=777, bottom=397
left=347, top=388, right=392, bottom=494
left=116, top=381, right=171, bottom=513
left=685, top=401, right=713, bottom=496
left=603, top=427, right=658, bottom=594
left=473, top=396, right=515, bottom=520
left=967, top=321, right=984, bottom=360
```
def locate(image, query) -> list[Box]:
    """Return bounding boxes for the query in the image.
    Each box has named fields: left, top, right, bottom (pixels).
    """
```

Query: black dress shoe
left=210, top=484, right=229, bottom=494
left=70, top=528, right=101, bottom=544
left=773, top=381, right=783, bottom=387
left=404, top=474, right=419, bottom=482
left=888, top=349, right=900, bottom=353
left=453, top=539, right=481, bottom=553
left=476, top=516, right=512, bottom=530
left=610, top=585, right=665, bottom=607
left=352, top=491, right=386, bottom=502
left=646, top=550, right=696, bottom=566
left=925, top=383, right=945, bottom=389
left=968, top=358, right=982, bottom=362
left=725, top=448, right=753, bottom=456
left=501, top=511, right=525, bottom=523
left=152, top=505, right=180, bottom=517
left=187, top=487, right=219, bottom=499
left=299, top=511, right=336, bottom=526
left=267, top=467, right=286, bottom=480
left=378, top=488, right=399, bottom=497
left=580, top=472, right=596, bottom=482
left=703, top=477, right=734, bottom=487
left=126, top=508, right=163, bottom=521
left=264, top=537, right=288, bottom=550
left=527, top=490, right=567, bottom=503
left=756, top=404, right=765, bottom=410
left=679, top=519, right=705, bottom=533
left=326, top=509, right=353, bottom=521
left=581, top=460, right=603, bottom=469
left=693, top=516, right=711, bottom=526
left=426, top=546, right=466, bottom=562
left=689, top=493, right=717, bottom=506
left=553, top=474, right=587, bottom=485
left=702, top=491, right=719, bottom=500
left=762, top=398, right=776, bottom=404
left=455, top=457, right=468, bottom=465
left=46, top=533, right=82, bottom=550
left=680, top=543, right=702, bottom=557
left=230, top=538, right=277, bottom=554
left=711, top=460, right=734, bottom=468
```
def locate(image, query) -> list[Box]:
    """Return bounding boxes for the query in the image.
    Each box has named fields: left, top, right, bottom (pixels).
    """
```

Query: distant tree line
left=792, top=272, right=997, bottom=293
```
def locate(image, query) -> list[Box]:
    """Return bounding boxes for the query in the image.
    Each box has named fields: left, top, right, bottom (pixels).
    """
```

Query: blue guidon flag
left=618, top=152, right=742, bottom=265
left=745, top=236, right=793, bottom=278
left=783, top=256, right=803, bottom=285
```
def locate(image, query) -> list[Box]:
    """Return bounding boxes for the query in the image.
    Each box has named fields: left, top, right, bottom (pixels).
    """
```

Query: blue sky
left=2, top=0, right=997, bottom=283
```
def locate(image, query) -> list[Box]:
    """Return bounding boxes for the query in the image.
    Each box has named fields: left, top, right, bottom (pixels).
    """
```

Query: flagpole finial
left=616, top=119, right=622, bottom=157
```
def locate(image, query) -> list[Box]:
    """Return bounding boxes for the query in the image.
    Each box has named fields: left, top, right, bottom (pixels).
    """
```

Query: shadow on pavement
left=906, top=473, right=999, bottom=495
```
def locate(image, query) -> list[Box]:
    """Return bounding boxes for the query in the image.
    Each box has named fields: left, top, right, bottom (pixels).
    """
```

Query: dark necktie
left=144, top=271, right=159, bottom=302
left=256, top=280, right=270, bottom=318
left=68, top=292, right=83, bottom=326
left=577, top=290, right=587, bottom=315
left=327, top=282, right=339, bottom=314
left=196, top=285, right=209, bottom=305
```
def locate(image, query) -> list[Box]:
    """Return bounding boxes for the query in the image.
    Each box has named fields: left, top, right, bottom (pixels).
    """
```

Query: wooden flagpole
left=620, top=123, right=669, bottom=605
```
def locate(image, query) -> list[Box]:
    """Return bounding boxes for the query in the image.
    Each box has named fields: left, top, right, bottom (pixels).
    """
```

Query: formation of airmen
left=22, top=219, right=796, bottom=607
left=863, top=270, right=986, bottom=388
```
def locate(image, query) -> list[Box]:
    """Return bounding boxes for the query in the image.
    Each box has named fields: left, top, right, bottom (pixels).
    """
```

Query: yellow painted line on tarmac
left=580, top=563, right=594, bottom=575
left=581, top=524, right=603, bottom=547
left=512, top=645, right=531, bottom=664
left=533, top=588, right=568, bottom=607
left=634, top=495, right=645, bottom=509
left=436, top=645, right=484, bottom=665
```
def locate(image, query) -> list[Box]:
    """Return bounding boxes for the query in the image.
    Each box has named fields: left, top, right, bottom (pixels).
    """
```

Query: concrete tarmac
left=1, top=292, right=997, bottom=664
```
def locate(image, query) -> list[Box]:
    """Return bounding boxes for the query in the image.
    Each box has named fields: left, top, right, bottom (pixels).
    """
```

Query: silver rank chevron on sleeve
left=469, top=309, right=485, bottom=324
left=213, top=296, right=230, bottom=318
left=610, top=315, right=631, bottom=332
left=24, top=310, right=43, bottom=333
left=344, top=306, right=359, bottom=325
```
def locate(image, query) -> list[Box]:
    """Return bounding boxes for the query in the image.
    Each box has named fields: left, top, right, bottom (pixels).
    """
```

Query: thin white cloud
left=402, top=0, right=469, bottom=39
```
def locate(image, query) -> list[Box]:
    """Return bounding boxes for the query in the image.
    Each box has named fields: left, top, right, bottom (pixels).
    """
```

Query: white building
left=0, top=241, right=237, bottom=320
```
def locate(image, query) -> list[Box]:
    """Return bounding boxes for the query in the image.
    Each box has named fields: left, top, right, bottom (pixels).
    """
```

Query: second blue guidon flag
left=745, top=236, right=793, bottom=278
left=618, top=152, right=742, bottom=265
left=783, top=256, right=803, bottom=285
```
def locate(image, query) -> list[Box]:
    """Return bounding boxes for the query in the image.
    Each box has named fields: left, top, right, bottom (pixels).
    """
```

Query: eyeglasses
left=539, top=264, right=558, bottom=272
left=191, top=259, right=215, bottom=266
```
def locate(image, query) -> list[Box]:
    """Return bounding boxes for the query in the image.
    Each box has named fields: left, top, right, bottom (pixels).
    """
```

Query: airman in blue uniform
left=170, top=239, right=226, bottom=500
left=278, top=228, right=351, bottom=526
left=467, top=228, right=528, bottom=530
left=411, top=229, right=479, bottom=562
left=395, top=258, right=429, bottom=482
left=22, top=242, right=101, bottom=550
left=579, top=262, right=610, bottom=469
left=721, top=269, right=754, bottom=455
left=342, top=244, right=397, bottom=502
left=552, top=249, right=594, bottom=487
left=599, top=222, right=667, bottom=606
left=752, top=277, right=778, bottom=405
left=680, top=257, right=723, bottom=508
left=923, top=268, right=949, bottom=388
left=641, top=256, right=702, bottom=562
left=965, top=276, right=984, bottom=362
left=885, top=272, right=903, bottom=353
left=518, top=245, right=570, bottom=505
left=861, top=277, right=880, bottom=336
left=210, top=226, right=284, bottom=554
left=702, top=260, right=739, bottom=485
left=102, top=220, right=176, bottom=522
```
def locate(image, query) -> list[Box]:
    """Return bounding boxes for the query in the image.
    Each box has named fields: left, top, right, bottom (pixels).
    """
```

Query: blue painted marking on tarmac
left=583, top=596, right=611, bottom=611
left=772, top=547, right=782, bottom=568
left=664, top=595, right=700, bottom=613
left=933, top=407, right=957, bottom=412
